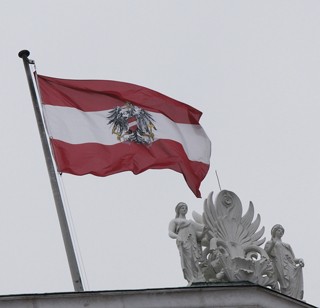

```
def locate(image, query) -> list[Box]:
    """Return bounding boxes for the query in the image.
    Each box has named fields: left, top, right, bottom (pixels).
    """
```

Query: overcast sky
left=1, top=0, right=320, bottom=306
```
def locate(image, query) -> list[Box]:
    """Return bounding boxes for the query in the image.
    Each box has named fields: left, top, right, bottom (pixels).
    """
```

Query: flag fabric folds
left=37, top=75, right=211, bottom=197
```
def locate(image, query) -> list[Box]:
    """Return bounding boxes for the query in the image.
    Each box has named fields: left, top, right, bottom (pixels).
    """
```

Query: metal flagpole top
left=18, top=50, right=35, bottom=64
left=18, top=49, right=30, bottom=58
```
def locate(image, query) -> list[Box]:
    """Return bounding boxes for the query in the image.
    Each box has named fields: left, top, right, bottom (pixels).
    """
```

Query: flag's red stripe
left=37, top=75, right=202, bottom=124
left=51, top=139, right=209, bottom=197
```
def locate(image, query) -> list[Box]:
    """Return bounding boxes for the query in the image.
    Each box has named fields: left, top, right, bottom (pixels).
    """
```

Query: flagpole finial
left=18, top=50, right=30, bottom=59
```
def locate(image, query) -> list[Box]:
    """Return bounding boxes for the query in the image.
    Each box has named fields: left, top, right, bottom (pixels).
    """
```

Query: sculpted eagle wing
left=203, top=190, right=265, bottom=248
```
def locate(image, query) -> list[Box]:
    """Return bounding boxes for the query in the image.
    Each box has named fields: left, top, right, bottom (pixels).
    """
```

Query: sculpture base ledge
left=0, top=284, right=315, bottom=308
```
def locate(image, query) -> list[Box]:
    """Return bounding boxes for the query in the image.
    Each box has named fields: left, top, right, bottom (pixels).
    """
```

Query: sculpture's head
left=271, top=224, right=285, bottom=238
left=175, top=202, right=188, bottom=218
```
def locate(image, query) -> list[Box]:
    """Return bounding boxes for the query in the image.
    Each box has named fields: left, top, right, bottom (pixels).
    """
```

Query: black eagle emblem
left=107, top=102, right=156, bottom=144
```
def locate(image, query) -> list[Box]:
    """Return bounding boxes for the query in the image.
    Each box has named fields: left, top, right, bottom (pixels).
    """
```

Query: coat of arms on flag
left=107, top=102, right=156, bottom=144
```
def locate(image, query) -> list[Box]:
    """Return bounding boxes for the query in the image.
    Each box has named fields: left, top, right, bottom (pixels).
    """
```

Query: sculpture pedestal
left=0, top=284, right=315, bottom=308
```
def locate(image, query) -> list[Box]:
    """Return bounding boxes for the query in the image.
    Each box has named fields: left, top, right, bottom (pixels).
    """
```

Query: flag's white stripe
left=42, top=105, right=211, bottom=164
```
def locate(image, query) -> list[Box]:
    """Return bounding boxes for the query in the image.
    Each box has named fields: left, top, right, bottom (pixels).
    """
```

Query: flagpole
left=18, top=50, right=84, bottom=292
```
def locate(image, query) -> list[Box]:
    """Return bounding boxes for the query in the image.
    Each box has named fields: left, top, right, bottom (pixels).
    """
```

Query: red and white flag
left=37, top=75, right=211, bottom=197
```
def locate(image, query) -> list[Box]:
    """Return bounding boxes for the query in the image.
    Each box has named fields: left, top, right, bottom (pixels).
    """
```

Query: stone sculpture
left=169, top=190, right=304, bottom=300
left=195, top=190, right=276, bottom=288
left=168, top=202, right=206, bottom=285
left=265, top=224, right=304, bottom=299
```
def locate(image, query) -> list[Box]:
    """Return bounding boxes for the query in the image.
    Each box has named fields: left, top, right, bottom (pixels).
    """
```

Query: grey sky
left=1, top=0, right=320, bottom=306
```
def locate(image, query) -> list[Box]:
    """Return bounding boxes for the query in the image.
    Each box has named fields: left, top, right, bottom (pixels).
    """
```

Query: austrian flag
left=37, top=75, right=211, bottom=197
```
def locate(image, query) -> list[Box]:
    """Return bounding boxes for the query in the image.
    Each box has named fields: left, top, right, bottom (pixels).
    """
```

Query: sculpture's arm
left=168, top=220, right=178, bottom=239
left=196, top=225, right=208, bottom=241
left=286, top=244, right=304, bottom=266
left=295, top=258, right=305, bottom=267
left=264, top=239, right=276, bottom=255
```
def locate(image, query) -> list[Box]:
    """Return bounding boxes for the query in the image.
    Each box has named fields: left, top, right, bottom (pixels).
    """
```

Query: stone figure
left=168, top=202, right=206, bottom=285
left=265, top=224, right=304, bottom=299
